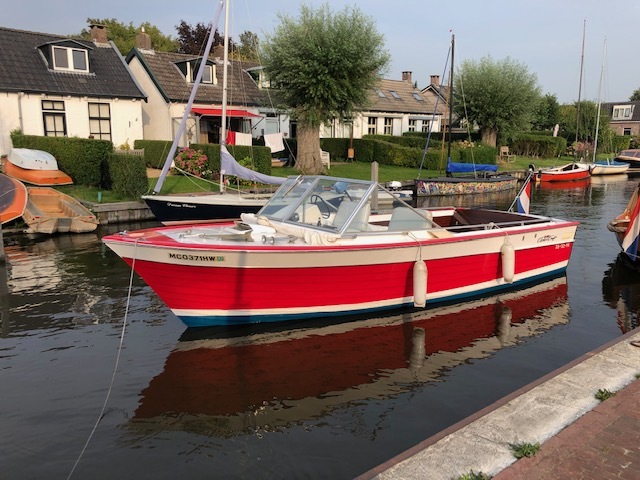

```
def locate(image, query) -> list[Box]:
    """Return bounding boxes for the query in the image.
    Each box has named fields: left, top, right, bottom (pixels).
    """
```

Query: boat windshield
left=257, top=176, right=377, bottom=234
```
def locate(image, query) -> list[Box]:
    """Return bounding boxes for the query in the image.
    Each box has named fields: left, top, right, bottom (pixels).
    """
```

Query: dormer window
left=186, top=61, right=216, bottom=84
left=52, top=46, right=89, bottom=72
left=613, top=105, right=634, bottom=120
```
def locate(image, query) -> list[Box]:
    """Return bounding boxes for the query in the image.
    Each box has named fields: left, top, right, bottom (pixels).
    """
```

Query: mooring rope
left=67, top=240, right=139, bottom=479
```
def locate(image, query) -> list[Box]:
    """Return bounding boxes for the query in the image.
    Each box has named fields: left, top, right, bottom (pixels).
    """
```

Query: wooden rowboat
left=0, top=173, right=27, bottom=224
left=23, top=187, right=98, bottom=234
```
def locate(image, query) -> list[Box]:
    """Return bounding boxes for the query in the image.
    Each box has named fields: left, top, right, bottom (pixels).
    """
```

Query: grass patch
left=456, top=470, right=492, bottom=480
left=595, top=388, right=616, bottom=401
left=509, top=441, right=540, bottom=459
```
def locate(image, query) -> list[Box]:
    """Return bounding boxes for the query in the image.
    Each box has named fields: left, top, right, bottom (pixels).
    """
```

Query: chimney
left=89, top=24, right=108, bottom=44
left=402, top=71, right=412, bottom=83
left=136, top=27, right=152, bottom=50
left=430, top=75, right=440, bottom=86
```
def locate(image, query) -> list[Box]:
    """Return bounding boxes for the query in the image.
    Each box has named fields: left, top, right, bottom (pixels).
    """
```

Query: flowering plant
left=173, top=148, right=211, bottom=178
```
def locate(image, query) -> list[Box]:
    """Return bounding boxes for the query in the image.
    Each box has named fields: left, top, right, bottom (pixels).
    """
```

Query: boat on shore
left=0, top=173, right=27, bottom=224
left=23, top=187, right=98, bottom=234
left=103, top=174, right=578, bottom=328
left=4, top=148, right=73, bottom=186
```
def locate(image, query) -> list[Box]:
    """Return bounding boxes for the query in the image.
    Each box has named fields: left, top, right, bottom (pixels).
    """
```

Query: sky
left=4, top=0, right=639, bottom=104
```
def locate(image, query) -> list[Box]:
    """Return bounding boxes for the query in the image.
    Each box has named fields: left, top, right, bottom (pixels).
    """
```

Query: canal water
left=2, top=174, right=639, bottom=479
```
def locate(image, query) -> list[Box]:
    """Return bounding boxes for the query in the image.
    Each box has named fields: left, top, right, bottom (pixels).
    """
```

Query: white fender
left=413, top=260, right=427, bottom=307
left=501, top=237, right=515, bottom=283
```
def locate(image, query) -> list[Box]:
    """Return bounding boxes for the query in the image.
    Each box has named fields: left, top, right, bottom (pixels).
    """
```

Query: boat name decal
left=537, top=235, right=557, bottom=243
left=554, top=242, right=572, bottom=249
left=167, top=202, right=196, bottom=209
left=169, top=253, right=225, bottom=262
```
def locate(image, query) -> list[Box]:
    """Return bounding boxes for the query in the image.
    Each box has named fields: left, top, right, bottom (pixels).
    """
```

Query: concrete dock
left=357, top=327, right=640, bottom=479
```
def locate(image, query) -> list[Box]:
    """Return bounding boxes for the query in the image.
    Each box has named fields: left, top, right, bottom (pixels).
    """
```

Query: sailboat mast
left=153, top=0, right=225, bottom=194
left=593, top=38, right=606, bottom=163
left=221, top=0, right=230, bottom=146
left=575, top=18, right=586, bottom=147
left=446, top=33, right=454, bottom=163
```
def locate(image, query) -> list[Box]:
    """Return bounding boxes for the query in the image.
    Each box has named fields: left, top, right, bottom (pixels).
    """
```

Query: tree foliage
left=176, top=20, right=227, bottom=55
left=455, top=56, right=541, bottom=146
left=81, top=18, right=177, bottom=54
left=630, top=88, right=640, bottom=101
left=531, top=93, right=560, bottom=132
left=234, top=31, right=260, bottom=62
left=260, top=3, right=390, bottom=173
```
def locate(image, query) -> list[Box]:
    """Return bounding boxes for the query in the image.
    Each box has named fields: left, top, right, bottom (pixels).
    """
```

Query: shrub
left=107, top=153, right=148, bottom=198
left=173, top=148, right=210, bottom=178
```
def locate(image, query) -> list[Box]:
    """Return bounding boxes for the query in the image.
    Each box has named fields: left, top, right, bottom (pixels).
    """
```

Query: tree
left=455, top=56, right=541, bottom=147
left=176, top=20, right=226, bottom=55
left=80, top=18, right=177, bottom=54
left=234, top=31, right=260, bottom=62
left=631, top=89, right=640, bottom=101
left=260, top=3, right=390, bottom=173
left=532, top=93, right=560, bottom=132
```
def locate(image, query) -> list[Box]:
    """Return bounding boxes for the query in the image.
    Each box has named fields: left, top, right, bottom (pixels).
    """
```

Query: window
left=42, top=100, right=66, bottom=137
left=408, top=119, right=417, bottom=132
left=367, top=117, right=377, bottom=135
left=624, top=128, right=632, bottom=136
left=52, top=46, right=89, bottom=73
left=384, top=117, right=393, bottom=135
left=188, top=62, right=215, bottom=84
left=613, top=105, right=634, bottom=120
left=374, top=89, right=386, bottom=98
left=412, top=93, right=424, bottom=101
left=422, top=120, right=431, bottom=133
left=389, top=90, right=401, bottom=99
left=88, top=103, right=112, bottom=141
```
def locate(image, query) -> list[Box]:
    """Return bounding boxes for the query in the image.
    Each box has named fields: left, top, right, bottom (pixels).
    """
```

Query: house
left=321, top=71, right=447, bottom=140
left=0, top=25, right=147, bottom=156
left=126, top=31, right=283, bottom=148
left=602, top=101, right=640, bottom=136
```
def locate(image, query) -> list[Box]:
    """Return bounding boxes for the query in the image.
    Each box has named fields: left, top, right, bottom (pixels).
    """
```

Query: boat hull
left=3, top=160, right=73, bottom=186
left=0, top=173, right=27, bottom=224
left=415, top=176, right=518, bottom=196
left=23, top=187, right=98, bottom=234
left=103, top=221, right=578, bottom=327
left=590, top=163, right=630, bottom=175
left=142, top=193, right=268, bottom=225
left=536, top=165, right=590, bottom=182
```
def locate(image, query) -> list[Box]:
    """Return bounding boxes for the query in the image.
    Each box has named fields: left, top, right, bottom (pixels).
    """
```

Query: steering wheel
left=310, top=195, right=332, bottom=219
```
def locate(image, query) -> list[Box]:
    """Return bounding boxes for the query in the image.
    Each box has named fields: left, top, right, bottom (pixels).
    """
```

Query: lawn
left=60, top=155, right=582, bottom=203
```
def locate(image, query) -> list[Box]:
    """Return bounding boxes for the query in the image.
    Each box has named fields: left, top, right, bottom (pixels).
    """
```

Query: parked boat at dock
left=0, top=173, right=27, bottom=224
left=4, top=148, right=73, bottom=186
left=103, top=174, right=578, bottom=328
left=23, top=187, right=98, bottom=234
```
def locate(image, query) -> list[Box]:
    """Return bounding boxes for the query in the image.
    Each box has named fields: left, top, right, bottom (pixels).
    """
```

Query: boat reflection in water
left=602, top=254, right=640, bottom=333
left=131, top=276, right=570, bottom=436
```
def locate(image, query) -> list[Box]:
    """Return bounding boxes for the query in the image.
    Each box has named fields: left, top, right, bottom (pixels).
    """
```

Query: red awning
left=191, top=107, right=262, bottom=118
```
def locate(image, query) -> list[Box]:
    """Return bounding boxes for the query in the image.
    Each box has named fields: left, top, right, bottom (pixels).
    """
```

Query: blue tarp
left=447, top=159, right=498, bottom=173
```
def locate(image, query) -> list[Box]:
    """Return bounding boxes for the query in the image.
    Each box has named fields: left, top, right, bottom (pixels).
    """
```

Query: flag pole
left=508, top=171, right=534, bottom=213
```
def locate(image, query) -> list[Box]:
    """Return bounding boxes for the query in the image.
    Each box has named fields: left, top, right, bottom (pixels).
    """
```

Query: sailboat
left=536, top=20, right=591, bottom=183
left=415, top=33, right=517, bottom=197
left=587, top=39, right=629, bottom=176
left=141, top=1, right=284, bottom=225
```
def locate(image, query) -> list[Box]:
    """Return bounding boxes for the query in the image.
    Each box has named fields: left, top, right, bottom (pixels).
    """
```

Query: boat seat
left=333, top=200, right=370, bottom=232
left=388, top=207, right=432, bottom=231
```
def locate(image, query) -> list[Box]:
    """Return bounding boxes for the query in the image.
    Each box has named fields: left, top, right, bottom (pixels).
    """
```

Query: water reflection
left=602, top=254, right=640, bottom=333
left=131, top=276, right=569, bottom=437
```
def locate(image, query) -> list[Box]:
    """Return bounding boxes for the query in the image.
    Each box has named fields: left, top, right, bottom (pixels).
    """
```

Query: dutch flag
left=516, top=174, right=532, bottom=214
left=622, top=195, right=640, bottom=261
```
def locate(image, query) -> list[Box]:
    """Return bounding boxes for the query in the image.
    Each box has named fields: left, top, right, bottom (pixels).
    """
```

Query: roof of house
left=0, top=26, right=146, bottom=100
left=602, top=101, right=640, bottom=122
left=365, top=78, right=446, bottom=116
left=126, top=48, right=269, bottom=107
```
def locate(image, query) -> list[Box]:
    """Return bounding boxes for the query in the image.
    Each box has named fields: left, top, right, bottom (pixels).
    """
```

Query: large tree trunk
left=295, top=122, right=324, bottom=174
left=481, top=128, right=498, bottom=147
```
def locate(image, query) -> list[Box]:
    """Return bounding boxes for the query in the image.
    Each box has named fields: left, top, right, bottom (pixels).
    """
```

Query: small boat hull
left=23, top=187, right=98, bottom=234
left=535, top=163, right=590, bottom=182
left=415, top=176, right=518, bottom=196
left=142, top=192, right=269, bottom=225
left=0, top=173, right=27, bottom=224
left=8, top=148, right=58, bottom=170
left=3, top=161, right=73, bottom=186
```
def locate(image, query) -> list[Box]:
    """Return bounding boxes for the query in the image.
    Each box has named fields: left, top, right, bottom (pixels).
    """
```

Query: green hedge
left=509, top=133, right=567, bottom=158
left=10, top=132, right=111, bottom=186
left=106, top=153, right=149, bottom=198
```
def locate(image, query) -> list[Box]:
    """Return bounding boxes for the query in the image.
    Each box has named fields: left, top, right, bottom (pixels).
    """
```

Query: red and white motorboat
left=103, top=175, right=579, bottom=327
left=534, top=162, right=591, bottom=183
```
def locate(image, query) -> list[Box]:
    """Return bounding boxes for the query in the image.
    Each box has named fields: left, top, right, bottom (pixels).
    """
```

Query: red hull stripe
left=124, top=243, right=573, bottom=312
